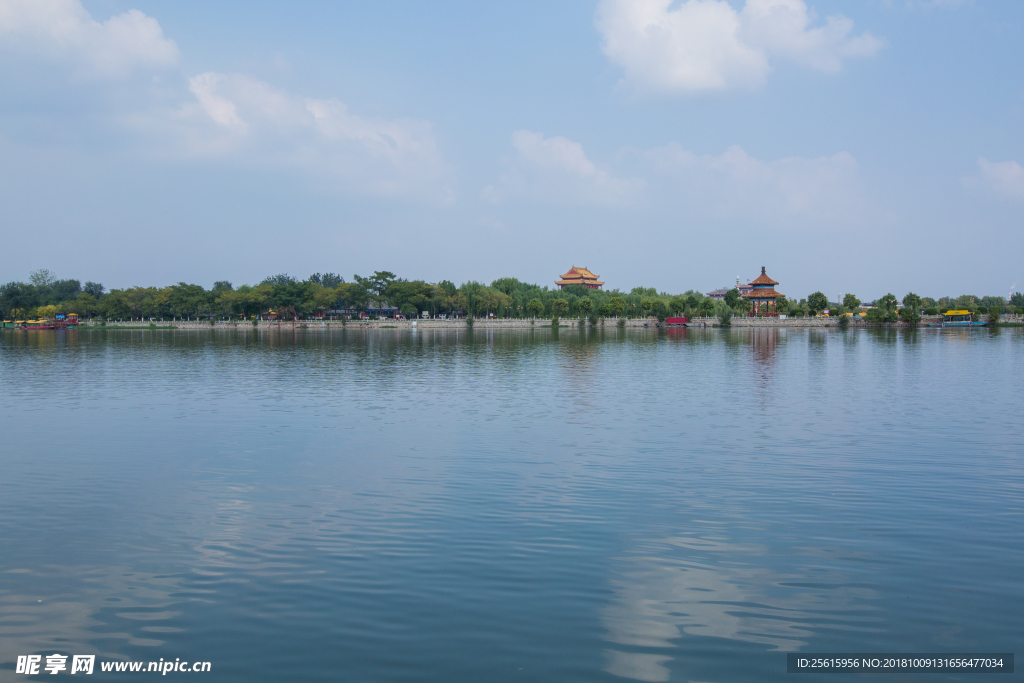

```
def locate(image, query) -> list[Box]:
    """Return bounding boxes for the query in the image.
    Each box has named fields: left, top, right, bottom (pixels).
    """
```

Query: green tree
left=475, top=288, right=511, bottom=316
left=576, top=298, right=593, bottom=318
left=608, top=296, right=625, bottom=317
left=899, top=307, right=920, bottom=323
left=312, top=285, right=340, bottom=314
left=353, top=271, right=396, bottom=310
left=262, top=273, right=297, bottom=286
left=385, top=280, right=433, bottom=315
left=639, top=298, right=654, bottom=317
left=490, top=277, right=522, bottom=296
left=168, top=283, right=210, bottom=318
left=807, top=291, right=829, bottom=316
left=877, top=293, right=898, bottom=312
left=240, top=284, right=273, bottom=318
left=101, top=290, right=131, bottom=319
left=902, top=292, right=922, bottom=311
left=866, top=307, right=897, bottom=323
left=652, top=300, right=667, bottom=320
left=29, top=269, right=56, bottom=288
left=843, top=293, right=861, bottom=310
left=698, top=298, right=715, bottom=317
left=723, top=288, right=740, bottom=308
left=309, top=272, right=344, bottom=287
left=47, top=279, right=81, bottom=305
left=68, top=292, right=98, bottom=318
left=526, top=299, right=544, bottom=318
left=551, top=298, right=569, bottom=318
left=0, top=282, right=39, bottom=317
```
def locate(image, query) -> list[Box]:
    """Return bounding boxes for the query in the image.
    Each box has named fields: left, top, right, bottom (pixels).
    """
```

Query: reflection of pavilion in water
left=750, top=327, right=779, bottom=365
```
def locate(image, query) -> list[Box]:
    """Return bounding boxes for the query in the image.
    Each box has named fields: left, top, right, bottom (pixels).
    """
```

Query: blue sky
left=1, top=0, right=1022, bottom=300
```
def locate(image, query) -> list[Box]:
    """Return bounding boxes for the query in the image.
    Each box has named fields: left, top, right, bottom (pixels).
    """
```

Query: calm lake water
left=1, top=327, right=1021, bottom=682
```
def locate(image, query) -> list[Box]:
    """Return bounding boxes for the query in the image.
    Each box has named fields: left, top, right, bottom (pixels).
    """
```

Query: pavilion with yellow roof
left=556, top=266, right=604, bottom=290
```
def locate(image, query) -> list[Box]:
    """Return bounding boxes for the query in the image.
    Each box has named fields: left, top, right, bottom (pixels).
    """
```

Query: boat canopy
left=944, top=310, right=970, bottom=316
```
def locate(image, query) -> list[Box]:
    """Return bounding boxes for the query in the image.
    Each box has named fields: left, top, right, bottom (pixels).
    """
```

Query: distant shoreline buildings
left=707, top=278, right=752, bottom=301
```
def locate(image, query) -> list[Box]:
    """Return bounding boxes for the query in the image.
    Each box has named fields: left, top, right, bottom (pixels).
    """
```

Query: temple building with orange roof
left=556, top=266, right=604, bottom=290
left=742, top=267, right=784, bottom=316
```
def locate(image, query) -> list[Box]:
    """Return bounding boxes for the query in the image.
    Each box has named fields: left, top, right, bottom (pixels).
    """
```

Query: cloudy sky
left=1, top=0, right=1021, bottom=300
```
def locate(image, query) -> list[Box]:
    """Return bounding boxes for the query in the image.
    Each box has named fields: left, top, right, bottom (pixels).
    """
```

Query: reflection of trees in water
left=865, top=327, right=899, bottom=346
left=3, top=329, right=73, bottom=352
left=548, top=328, right=607, bottom=416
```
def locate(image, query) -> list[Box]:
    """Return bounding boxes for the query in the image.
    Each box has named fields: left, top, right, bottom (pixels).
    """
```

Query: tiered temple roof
left=556, top=266, right=604, bottom=290
left=741, top=267, right=784, bottom=316
left=742, top=267, right=783, bottom=300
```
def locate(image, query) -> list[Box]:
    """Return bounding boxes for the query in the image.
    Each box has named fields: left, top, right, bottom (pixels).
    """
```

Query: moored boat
left=937, top=309, right=986, bottom=327
left=1, top=314, right=78, bottom=330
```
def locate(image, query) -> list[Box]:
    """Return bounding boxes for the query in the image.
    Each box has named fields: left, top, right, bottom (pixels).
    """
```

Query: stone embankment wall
left=79, top=317, right=840, bottom=330
left=726, top=317, right=838, bottom=327
left=81, top=318, right=609, bottom=330
left=76, top=315, right=1016, bottom=330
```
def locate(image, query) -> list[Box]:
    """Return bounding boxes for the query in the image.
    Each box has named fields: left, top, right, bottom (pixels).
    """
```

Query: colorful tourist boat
left=1, top=314, right=77, bottom=330
left=933, top=310, right=986, bottom=327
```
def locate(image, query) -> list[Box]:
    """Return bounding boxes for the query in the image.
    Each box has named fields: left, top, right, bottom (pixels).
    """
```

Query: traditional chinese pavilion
left=556, top=266, right=604, bottom=290
left=742, top=267, right=784, bottom=316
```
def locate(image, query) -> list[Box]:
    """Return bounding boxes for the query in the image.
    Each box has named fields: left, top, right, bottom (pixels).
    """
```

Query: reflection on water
left=749, top=327, right=780, bottom=366
left=0, top=565, right=185, bottom=667
left=1, top=327, right=1022, bottom=683
left=602, top=532, right=878, bottom=682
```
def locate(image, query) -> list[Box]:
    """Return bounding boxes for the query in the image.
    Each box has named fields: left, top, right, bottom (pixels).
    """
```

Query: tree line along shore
left=3, top=269, right=1022, bottom=324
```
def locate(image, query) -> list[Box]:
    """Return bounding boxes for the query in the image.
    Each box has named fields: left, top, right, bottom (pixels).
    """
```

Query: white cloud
left=0, top=0, right=179, bottom=77
left=483, top=131, right=861, bottom=222
left=483, top=130, right=644, bottom=205
left=595, top=0, right=883, bottom=93
left=0, top=0, right=454, bottom=204
left=638, top=142, right=863, bottom=222
left=740, top=0, right=883, bottom=72
left=965, top=158, right=1024, bottom=202
left=174, top=73, right=454, bottom=202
